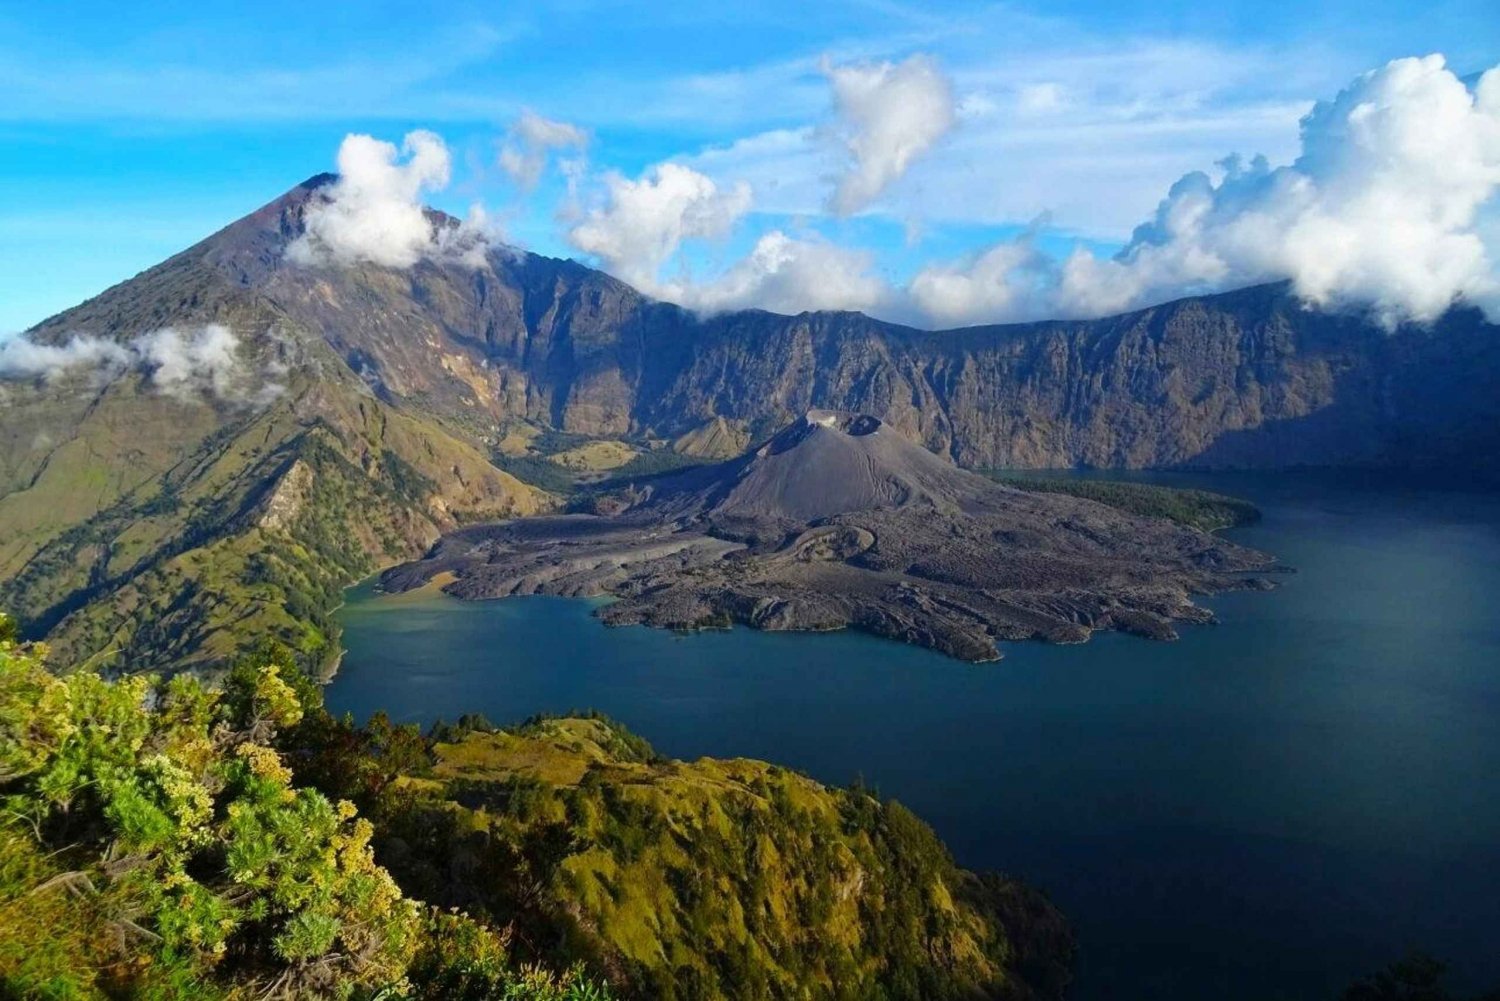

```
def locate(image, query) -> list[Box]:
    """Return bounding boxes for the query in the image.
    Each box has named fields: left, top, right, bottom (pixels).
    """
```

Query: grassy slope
left=0, top=632, right=615, bottom=1001
left=0, top=363, right=549, bottom=677
left=983, top=472, right=1261, bottom=532
left=375, top=717, right=1074, bottom=1001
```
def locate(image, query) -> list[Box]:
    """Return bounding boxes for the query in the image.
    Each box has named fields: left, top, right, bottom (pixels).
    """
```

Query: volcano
left=11, top=172, right=1483, bottom=673
left=384, top=411, right=1280, bottom=661
left=633, top=409, right=996, bottom=524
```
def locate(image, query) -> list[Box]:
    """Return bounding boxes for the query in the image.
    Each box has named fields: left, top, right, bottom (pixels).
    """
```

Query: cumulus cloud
left=823, top=54, right=956, bottom=216
left=568, top=162, right=751, bottom=289
left=0, top=324, right=281, bottom=404
left=667, top=231, right=890, bottom=316
left=498, top=110, right=589, bottom=190
left=911, top=55, right=1500, bottom=327
left=288, top=130, right=495, bottom=269
left=908, top=225, right=1057, bottom=326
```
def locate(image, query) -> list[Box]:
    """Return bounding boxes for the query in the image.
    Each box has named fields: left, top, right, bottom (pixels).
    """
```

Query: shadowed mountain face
left=383, top=410, right=1280, bottom=661
left=29, top=176, right=1500, bottom=473
left=1, top=175, right=1496, bottom=671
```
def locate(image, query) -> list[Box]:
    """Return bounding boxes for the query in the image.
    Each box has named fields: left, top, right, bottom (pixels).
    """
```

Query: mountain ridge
left=3, top=176, right=1497, bottom=672
left=25, top=176, right=1500, bottom=474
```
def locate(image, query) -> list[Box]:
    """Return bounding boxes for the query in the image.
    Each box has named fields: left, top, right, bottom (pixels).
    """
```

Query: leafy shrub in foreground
left=0, top=613, right=613, bottom=1001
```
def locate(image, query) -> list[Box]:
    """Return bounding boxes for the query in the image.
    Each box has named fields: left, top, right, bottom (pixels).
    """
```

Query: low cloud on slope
left=0, top=335, right=132, bottom=380
left=0, top=324, right=282, bottom=404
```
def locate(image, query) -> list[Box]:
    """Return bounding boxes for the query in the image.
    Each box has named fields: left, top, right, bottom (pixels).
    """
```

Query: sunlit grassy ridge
left=0, top=616, right=609, bottom=1000
left=0, top=363, right=548, bottom=677
left=0, top=617, right=1073, bottom=1000
left=374, top=715, right=1075, bottom=1001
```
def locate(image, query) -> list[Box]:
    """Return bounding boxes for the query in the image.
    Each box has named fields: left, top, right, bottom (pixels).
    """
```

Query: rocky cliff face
left=35, top=177, right=1496, bottom=476
left=4, top=176, right=1497, bottom=670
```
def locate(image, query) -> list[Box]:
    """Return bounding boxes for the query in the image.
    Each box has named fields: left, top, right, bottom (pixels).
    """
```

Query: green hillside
left=0, top=618, right=610, bottom=1000
left=1, top=358, right=548, bottom=678
left=369, top=716, right=1074, bottom=1000
left=0, top=620, right=1074, bottom=1000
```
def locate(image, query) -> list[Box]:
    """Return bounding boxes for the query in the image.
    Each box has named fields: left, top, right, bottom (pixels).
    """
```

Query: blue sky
left=2, top=0, right=1497, bottom=331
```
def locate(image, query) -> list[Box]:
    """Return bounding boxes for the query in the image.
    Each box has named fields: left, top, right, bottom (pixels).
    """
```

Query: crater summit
left=384, top=415, right=1280, bottom=661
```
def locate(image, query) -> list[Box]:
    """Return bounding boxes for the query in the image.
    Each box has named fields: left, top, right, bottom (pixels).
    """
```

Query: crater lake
left=328, top=471, right=1500, bottom=1001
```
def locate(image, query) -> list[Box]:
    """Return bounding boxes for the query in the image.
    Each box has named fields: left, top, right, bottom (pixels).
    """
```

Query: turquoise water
left=329, top=472, right=1500, bottom=1000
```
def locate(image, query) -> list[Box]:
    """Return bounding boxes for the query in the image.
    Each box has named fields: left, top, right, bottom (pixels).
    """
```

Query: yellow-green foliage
left=546, top=441, right=639, bottom=472
left=381, top=716, right=1073, bottom=1001
left=0, top=636, right=416, bottom=998
left=0, top=620, right=613, bottom=1001
left=0, top=363, right=550, bottom=678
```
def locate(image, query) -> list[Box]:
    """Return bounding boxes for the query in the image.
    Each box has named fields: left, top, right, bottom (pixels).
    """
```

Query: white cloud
left=824, top=54, right=956, bottom=216
left=0, top=334, right=132, bottom=381
left=568, top=163, right=751, bottom=289
left=908, top=227, right=1056, bottom=326
left=0, top=324, right=281, bottom=404
left=134, top=325, right=255, bottom=402
left=1014, top=82, right=1070, bottom=117
left=666, top=231, right=890, bottom=316
left=910, top=55, right=1500, bottom=326
left=686, top=39, right=1314, bottom=238
left=498, top=110, right=589, bottom=190
left=288, top=130, right=494, bottom=269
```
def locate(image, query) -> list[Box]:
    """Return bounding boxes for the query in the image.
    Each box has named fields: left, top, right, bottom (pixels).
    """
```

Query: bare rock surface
left=383, top=412, right=1282, bottom=661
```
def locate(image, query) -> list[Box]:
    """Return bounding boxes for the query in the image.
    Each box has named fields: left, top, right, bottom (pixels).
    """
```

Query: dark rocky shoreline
left=383, top=412, right=1283, bottom=661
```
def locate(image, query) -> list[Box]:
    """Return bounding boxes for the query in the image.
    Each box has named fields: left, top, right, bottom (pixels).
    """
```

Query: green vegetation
left=0, top=617, right=1074, bottom=1000
left=0, top=615, right=613, bottom=1000
left=366, top=716, right=1074, bottom=1001
left=1, top=373, right=545, bottom=678
left=983, top=472, right=1261, bottom=531
left=603, top=448, right=707, bottom=483
left=495, top=435, right=708, bottom=499
left=494, top=453, right=582, bottom=495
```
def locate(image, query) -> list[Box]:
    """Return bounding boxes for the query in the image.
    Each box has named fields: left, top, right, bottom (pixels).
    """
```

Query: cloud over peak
left=288, top=130, right=496, bottom=270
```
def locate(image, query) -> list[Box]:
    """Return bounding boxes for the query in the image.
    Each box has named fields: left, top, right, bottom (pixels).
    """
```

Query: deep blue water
left=329, top=472, right=1500, bottom=1001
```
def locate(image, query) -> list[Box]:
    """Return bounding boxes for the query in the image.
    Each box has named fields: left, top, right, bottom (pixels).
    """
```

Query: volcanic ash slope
left=383, top=411, right=1280, bottom=661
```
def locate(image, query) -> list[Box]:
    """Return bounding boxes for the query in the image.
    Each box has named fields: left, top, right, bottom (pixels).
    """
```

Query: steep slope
left=378, top=715, right=1075, bottom=1000
left=623, top=290, right=1500, bottom=472
left=0, top=179, right=550, bottom=674
left=4, top=174, right=1496, bottom=671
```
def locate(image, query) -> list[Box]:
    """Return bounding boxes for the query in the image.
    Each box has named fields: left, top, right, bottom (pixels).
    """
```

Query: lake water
left=329, top=472, right=1500, bottom=1001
